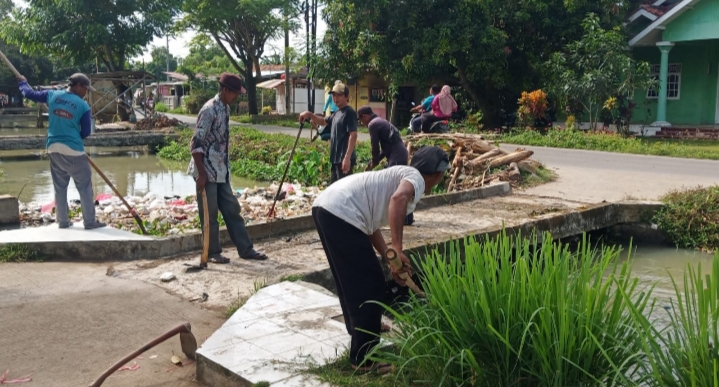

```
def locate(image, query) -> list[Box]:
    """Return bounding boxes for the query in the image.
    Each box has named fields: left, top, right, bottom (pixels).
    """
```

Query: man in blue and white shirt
left=18, top=73, right=106, bottom=229
left=187, top=73, right=268, bottom=263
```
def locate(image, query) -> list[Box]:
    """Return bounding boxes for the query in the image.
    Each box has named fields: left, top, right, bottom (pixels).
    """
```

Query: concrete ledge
left=0, top=195, right=20, bottom=225
left=0, top=182, right=511, bottom=261
left=404, top=201, right=664, bottom=262
left=0, top=131, right=179, bottom=150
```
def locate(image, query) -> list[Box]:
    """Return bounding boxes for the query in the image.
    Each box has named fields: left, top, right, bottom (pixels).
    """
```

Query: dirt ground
left=112, top=195, right=587, bottom=310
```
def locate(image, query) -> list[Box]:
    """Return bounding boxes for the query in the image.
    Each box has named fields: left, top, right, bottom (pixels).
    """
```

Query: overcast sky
left=13, top=0, right=329, bottom=65
left=135, top=12, right=329, bottom=64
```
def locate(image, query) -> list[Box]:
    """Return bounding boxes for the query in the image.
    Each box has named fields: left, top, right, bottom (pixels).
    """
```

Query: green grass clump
left=368, top=231, right=652, bottom=387
left=653, top=186, right=719, bottom=252
left=500, top=129, right=719, bottom=160
left=154, top=102, right=169, bottom=112
left=629, top=252, right=719, bottom=387
left=0, top=244, right=43, bottom=263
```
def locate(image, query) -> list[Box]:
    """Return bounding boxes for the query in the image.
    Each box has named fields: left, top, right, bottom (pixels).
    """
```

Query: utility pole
left=166, top=35, right=170, bottom=81
left=284, top=13, right=291, bottom=114
left=305, top=0, right=310, bottom=112
left=311, top=0, right=317, bottom=112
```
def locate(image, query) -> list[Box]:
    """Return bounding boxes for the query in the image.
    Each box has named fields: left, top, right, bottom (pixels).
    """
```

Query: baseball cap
left=357, top=106, right=373, bottom=116
left=68, top=73, right=96, bottom=92
left=329, top=81, right=349, bottom=96
left=410, top=146, right=451, bottom=174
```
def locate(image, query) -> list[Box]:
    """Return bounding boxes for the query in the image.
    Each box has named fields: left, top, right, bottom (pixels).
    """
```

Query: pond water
left=0, top=124, right=47, bottom=137
left=617, top=242, right=715, bottom=330
left=0, top=146, right=266, bottom=204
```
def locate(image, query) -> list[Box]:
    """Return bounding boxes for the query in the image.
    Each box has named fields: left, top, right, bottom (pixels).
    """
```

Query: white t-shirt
left=313, top=166, right=425, bottom=235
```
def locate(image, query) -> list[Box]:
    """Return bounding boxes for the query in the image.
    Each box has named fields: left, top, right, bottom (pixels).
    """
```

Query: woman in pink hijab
left=421, top=85, right=457, bottom=132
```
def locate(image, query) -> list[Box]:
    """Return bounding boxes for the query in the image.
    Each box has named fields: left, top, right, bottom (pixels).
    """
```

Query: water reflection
left=0, top=146, right=266, bottom=203
left=0, top=125, right=47, bottom=137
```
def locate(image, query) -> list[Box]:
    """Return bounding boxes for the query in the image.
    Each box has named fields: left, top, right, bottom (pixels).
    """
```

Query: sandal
left=241, top=251, right=268, bottom=261
left=208, top=255, right=231, bottom=264
left=351, top=362, right=394, bottom=375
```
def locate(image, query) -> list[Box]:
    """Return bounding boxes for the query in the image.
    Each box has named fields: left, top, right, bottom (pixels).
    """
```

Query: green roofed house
left=627, top=0, right=719, bottom=136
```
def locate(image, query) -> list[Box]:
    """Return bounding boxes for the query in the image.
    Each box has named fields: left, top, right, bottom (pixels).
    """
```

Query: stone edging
left=5, top=182, right=511, bottom=261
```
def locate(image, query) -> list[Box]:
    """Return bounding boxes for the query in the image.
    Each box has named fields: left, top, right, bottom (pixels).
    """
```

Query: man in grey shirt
left=300, top=81, right=358, bottom=183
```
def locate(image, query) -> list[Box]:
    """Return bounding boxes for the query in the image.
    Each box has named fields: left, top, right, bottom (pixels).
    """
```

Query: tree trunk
left=246, top=76, right=259, bottom=115
left=456, top=64, right=502, bottom=128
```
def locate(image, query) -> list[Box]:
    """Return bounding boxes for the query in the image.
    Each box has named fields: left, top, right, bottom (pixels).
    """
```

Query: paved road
left=0, top=262, right=225, bottom=387
left=501, top=144, right=719, bottom=202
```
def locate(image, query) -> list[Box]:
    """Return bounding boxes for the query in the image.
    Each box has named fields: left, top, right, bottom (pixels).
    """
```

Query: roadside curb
left=2, top=182, right=511, bottom=261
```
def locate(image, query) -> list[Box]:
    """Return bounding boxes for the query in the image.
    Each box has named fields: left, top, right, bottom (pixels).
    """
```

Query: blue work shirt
left=19, top=81, right=92, bottom=152
left=323, top=94, right=338, bottom=115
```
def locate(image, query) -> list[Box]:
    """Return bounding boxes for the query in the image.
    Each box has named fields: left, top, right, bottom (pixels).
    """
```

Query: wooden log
left=517, top=161, right=538, bottom=175
left=467, top=149, right=503, bottom=168
left=508, top=162, right=521, bottom=182
left=447, top=157, right=463, bottom=193
left=488, top=150, right=534, bottom=169
left=406, top=141, right=413, bottom=165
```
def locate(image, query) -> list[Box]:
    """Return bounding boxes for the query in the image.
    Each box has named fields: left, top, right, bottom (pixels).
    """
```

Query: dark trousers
left=421, top=112, right=444, bottom=132
left=330, top=161, right=355, bottom=184
left=196, top=181, right=255, bottom=258
left=312, top=207, right=384, bottom=366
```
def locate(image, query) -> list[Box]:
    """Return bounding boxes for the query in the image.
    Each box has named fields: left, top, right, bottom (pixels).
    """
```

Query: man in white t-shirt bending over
left=311, top=146, right=450, bottom=373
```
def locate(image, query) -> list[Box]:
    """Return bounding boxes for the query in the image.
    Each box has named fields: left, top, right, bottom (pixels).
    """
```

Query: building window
left=647, top=63, right=681, bottom=100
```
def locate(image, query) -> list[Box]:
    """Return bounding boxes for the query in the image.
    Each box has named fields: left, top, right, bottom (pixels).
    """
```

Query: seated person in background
left=410, top=84, right=440, bottom=132
left=421, top=85, right=457, bottom=132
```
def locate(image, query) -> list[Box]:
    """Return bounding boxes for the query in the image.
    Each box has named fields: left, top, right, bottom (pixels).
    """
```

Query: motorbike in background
left=407, top=102, right=449, bottom=134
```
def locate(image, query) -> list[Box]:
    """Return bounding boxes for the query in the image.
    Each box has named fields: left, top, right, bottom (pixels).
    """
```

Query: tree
left=179, top=0, right=301, bottom=115
left=316, top=0, right=645, bottom=126
left=545, top=13, right=652, bottom=131
left=142, top=46, right=179, bottom=81
left=178, top=34, right=237, bottom=78
left=1, top=0, right=182, bottom=120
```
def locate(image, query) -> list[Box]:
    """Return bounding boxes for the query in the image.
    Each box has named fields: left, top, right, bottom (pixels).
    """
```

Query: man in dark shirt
left=358, top=106, right=408, bottom=170
left=300, top=81, right=358, bottom=183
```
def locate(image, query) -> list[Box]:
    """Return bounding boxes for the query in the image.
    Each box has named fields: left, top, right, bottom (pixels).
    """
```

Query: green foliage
left=0, top=244, right=43, bottom=263
left=178, top=0, right=301, bottom=114
left=184, top=90, right=216, bottom=114
left=628, top=253, right=719, bottom=387
left=653, top=186, right=719, bottom=252
left=545, top=14, right=653, bottom=131
left=154, top=102, right=169, bottom=112
left=309, top=349, right=410, bottom=387
left=1, top=0, right=182, bottom=72
left=157, top=126, right=372, bottom=186
left=261, top=106, right=272, bottom=115
left=132, top=46, right=178, bottom=80
left=369, top=231, right=651, bottom=386
left=177, top=35, right=238, bottom=78
left=169, top=107, right=185, bottom=114
left=500, top=129, right=719, bottom=160
left=317, top=0, right=643, bottom=125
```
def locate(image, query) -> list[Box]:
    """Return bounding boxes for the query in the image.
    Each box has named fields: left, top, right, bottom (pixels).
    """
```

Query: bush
left=157, top=126, right=372, bottom=186
left=169, top=106, right=185, bottom=114
left=370, top=231, right=651, bottom=386
left=154, top=102, right=169, bottom=112
left=261, top=106, right=272, bottom=115
left=183, top=90, right=215, bottom=114
left=653, top=186, right=719, bottom=252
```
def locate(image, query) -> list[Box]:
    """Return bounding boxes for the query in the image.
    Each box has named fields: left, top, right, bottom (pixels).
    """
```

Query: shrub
left=154, top=102, right=169, bottom=112
left=517, top=89, right=548, bottom=126
left=653, top=186, right=719, bottom=252
left=184, top=90, right=215, bottom=114
left=169, top=106, right=185, bottom=114
left=370, top=231, right=651, bottom=387
left=261, top=106, right=272, bottom=115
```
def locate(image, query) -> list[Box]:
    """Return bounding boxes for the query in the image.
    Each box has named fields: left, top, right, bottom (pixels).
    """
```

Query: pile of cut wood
left=135, top=114, right=183, bottom=131
left=405, top=133, right=543, bottom=192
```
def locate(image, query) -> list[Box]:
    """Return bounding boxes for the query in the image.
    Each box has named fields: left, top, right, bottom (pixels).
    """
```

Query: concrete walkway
left=0, top=222, right=150, bottom=243
left=0, top=262, right=225, bottom=387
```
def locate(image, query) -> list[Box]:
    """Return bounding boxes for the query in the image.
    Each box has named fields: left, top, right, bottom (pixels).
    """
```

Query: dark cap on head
left=357, top=105, right=373, bottom=116
left=219, top=72, right=244, bottom=93
left=68, top=73, right=96, bottom=92
left=410, top=146, right=451, bottom=175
